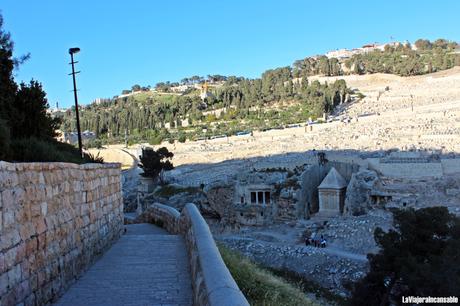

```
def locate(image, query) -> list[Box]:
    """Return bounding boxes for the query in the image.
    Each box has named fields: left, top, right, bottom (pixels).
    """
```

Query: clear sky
left=2, top=0, right=459, bottom=108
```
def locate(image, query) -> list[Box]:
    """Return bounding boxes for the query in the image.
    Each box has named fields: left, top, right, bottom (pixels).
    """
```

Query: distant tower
left=56, top=101, right=59, bottom=110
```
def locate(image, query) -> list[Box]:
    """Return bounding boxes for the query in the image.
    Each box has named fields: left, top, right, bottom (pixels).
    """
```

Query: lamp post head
left=69, top=47, right=80, bottom=55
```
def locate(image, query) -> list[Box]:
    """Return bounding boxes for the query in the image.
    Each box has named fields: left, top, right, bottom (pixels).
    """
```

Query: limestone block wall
left=0, top=162, right=123, bottom=306
left=87, top=148, right=135, bottom=169
left=368, top=158, right=443, bottom=178
left=441, top=159, right=460, bottom=175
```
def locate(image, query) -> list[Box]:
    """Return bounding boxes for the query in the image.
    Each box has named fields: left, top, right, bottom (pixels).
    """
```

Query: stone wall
left=87, top=148, right=135, bottom=169
left=441, top=159, right=460, bottom=175
left=0, top=162, right=123, bottom=306
left=368, top=158, right=443, bottom=178
left=135, top=202, right=180, bottom=234
left=139, top=203, right=249, bottom=306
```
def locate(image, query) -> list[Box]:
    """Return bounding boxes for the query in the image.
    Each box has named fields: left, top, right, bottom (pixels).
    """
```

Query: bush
left=148, top=135, right=163, bottom=145
left=154, top=184, right=200, bottom=197
left=9, top=137, right=85, bottom=163
left=178, top=133, right=186, bottom=143
left=85, top=138, right=103, bottom=149
left=83, top=152, right=104, bottom=163
left=218, top=245, right=315, bottom=306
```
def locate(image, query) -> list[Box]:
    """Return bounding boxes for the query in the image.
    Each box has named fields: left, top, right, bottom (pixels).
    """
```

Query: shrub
left=148, top=135, right=163, bottom=145
left=83, top=152, right=104, bottom=163
left=178, top=133, right=186, bottom=143
left=154, top=184, right=200, bottom=197
left=9, top=137, right=84, bottom=163
left=85, top=138, right=103, bottom=149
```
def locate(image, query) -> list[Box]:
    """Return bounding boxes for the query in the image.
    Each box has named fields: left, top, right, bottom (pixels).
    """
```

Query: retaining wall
left=140, top=203, right=249, bottom=306
left=87, top=148, right=135, bottom=169
left=0, top=162, right=124, bottom=306
left=368, top=158, right=444, bottom=178
left=441, top=159, right=460, bottom=175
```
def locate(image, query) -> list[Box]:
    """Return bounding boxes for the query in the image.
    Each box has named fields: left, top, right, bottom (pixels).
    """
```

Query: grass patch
left=269, top=267, right=348, bottom=306
left=218, top=244, right=317, bottom=306
left=154, top=185, right=201, bottom=198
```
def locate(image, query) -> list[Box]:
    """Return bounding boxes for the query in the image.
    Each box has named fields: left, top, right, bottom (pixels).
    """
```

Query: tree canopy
left=138, top=147, right=174, bottom=180
left=348, top=207, right=460, bottom=306
left=0, top=12, right=98, bottom=163
left=61, top=38, right=459, bottom=145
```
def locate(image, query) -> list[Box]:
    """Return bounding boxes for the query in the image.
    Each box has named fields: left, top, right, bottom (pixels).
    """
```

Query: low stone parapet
left=136, top=202, right=180, bottom=234
left=142, top=202, right=249, bottom=306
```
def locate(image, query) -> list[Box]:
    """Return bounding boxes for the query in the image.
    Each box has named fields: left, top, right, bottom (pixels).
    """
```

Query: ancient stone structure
left=298, top=161, right=359, bottom=218
left=0, top=162, right=123, bottom=306
left=317, top=167, right=347, bottom=216
left=233, top=169, right=295, bottom=225
left=234, top=181, right=275, bottom=226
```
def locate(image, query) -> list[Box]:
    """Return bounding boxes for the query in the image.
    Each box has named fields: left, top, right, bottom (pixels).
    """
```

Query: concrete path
left=55, top=223, right=193, bottom=306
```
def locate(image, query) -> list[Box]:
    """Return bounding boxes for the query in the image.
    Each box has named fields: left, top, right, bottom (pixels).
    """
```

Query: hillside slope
left=144, top=67, right=460, bottom=167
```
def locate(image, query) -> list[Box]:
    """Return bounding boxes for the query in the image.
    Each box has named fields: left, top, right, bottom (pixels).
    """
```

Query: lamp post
left=68, top=47, right=83, bottom=157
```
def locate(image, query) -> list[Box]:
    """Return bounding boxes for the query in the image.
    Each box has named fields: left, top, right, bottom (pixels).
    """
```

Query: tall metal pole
left=69, top=51, right=83, bottom=158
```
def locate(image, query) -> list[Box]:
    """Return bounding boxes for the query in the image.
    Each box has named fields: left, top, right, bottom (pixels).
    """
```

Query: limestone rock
left=345, top=169, right=379, bottom=216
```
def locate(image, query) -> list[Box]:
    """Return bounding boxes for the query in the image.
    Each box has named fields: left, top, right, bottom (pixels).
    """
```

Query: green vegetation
left=61, top=77, right=349, bottom=144
left=348, top=207, right=460, bottom=306
left=9, top=137, right=102, bottom=163
left=269, top=267, right=347, bottom=306
left=59, top=38, right=458, bottom=145
left=138, top=147, right=174, bottom=180
left=218, top=244, right=316, bottom=306
left=293, top=39, right=460, bottom=77
left=153, top=185, right=201, bottom=198
left=0, top=13, right=101, bottom=163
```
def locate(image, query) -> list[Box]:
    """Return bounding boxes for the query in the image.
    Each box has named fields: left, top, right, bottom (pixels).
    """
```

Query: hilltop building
left=57, top=130, right=96, bottom=145
left=325, top=41, right=406, bottom=59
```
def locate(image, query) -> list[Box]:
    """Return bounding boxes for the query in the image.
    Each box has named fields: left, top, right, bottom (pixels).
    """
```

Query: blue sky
left=2, top=0, right=459, bottom=108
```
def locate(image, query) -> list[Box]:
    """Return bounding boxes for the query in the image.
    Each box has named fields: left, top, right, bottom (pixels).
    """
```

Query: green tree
left=131, top=84, right=141, bottom=92
left=414, top=39, right=432, bottom=50
left=348, top=207, right=460, bottom=306
left=11, top=80, right=61, bottom=139
left=138, top=147, right=174, bottom=182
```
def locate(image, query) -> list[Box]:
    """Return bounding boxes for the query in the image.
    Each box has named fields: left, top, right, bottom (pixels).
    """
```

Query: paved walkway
left=55, top=224, right=193, bottom=306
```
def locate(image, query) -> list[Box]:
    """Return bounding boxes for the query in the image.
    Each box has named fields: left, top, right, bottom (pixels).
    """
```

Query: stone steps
left=54, top=224, right=193, bottom=306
